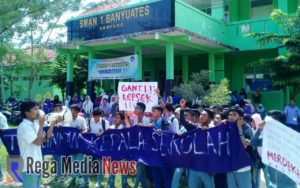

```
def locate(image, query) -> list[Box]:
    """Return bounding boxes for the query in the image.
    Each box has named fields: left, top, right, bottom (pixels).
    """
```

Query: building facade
left=59, top=0, right=300, bottom=110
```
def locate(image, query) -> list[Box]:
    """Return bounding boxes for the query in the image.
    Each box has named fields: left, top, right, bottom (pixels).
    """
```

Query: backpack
left=88, top=118, right=106, bottom=133
left=161, top=117, right=175, bottom=131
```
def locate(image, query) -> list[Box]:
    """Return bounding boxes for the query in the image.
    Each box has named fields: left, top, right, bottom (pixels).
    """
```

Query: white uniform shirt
left=70, top=116, right=88, bottom=130
left=110, top=124, right=125, bottom=130
left=133, top=115, right=151, bottom=126
left=0, top=112, right=9, bottom=146
left=89, top=118, right=110, bottom=134
left=17, top=119, right=43, bottom=172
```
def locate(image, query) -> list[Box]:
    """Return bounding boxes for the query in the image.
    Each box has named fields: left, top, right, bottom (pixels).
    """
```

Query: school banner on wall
left=118, top=82, right=158, bottom=112
left=66, top=0, right=174, bottom=41
left=0, top=123, right=251, bottom=173
left=262, top=116, right=300, bottom=184
left=88, top=55, right=138, bottom=80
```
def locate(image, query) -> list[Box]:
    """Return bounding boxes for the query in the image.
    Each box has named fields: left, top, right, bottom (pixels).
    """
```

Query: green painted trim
left=134, top=45, right=143, bottom=80
left=67, top=54, right=74, bottom=82
left=166, top=42, right=174, bottom=79
left=182, top=55, right=188, bottom=82
left=67, top=0, right=161, bottom=22
left=208, top=52, right=215, bottom=82
left=88, top=51, right=96, bottom=59
left=175, top=41, right=210, bottom=52
left=155, top=33, right=190, bottom=42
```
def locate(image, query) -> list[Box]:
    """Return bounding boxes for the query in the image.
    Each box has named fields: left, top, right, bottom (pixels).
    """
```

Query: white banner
left=88, top=55, right=137, bottom=80
left=118, top=82, right=158, bottom=112
left=262, top=116, right=300, bottom=184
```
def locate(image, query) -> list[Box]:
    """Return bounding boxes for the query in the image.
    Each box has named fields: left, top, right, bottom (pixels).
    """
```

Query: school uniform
left=107, top=124, right=129, bottom=188
left=69, top=116, right=89, bottom=185
left=17, top=119, right=43, bottom=188
left=133, top=116, right=151, bottom=188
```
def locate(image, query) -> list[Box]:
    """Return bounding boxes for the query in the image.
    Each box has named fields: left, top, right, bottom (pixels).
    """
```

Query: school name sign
left=88, top=55, right=138, bottom=80
left=66, top=0, right=174, bottom=41
left=0, top=124, right=251, bottom=174
left=262, top=116, right=300, bottom=184
left=118, top=82, right=158, bottom=112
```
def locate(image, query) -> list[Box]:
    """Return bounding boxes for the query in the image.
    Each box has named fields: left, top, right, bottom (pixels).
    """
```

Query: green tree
left=247, top=8, right=300, bottom=99
left=2, top=47, right=24, bottom=97
left=11, top=0, right=81, bottom=99
left=203, top=78, right=231, bottom=106
left=49, top=54, right=88, bottom=98
left=172, top=70, right=209, bottom=102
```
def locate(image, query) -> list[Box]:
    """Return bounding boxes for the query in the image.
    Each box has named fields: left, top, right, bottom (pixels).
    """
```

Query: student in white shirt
left=89, top=108, right=110, bottom=135
left=107, top=112, right=129, bottom=188
left=65, top=104, right=88, bottom=187
left=133, top=102, right=150, bottom=188
left=164, top=104, right=179, bottom=133
left=0, top=112, right=9, bottom=182
left=17, top=101, right=56, bottom=188
left=226, top=107, right=253, bottom=188
left=89, top=108, right=110, bottom=188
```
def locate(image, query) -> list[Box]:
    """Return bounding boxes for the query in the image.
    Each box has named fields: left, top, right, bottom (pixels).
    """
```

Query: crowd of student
left=1, top=89, right=300, bottom=188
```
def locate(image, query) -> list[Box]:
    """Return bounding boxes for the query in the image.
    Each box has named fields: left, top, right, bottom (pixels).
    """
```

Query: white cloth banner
left=262, top=116, right=300, bottom=184
left=88, top=55, right=138, bottom=80
left=118, top=82, right=158, bottom=112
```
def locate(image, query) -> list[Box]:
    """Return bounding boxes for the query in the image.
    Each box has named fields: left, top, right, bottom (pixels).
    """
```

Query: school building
left=58, top=0, right=300, bottom=110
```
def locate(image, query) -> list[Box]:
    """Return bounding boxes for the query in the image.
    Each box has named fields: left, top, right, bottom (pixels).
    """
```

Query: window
left=244, top=66, right=275, bottom=92
left=174, top=70, right=183, bottom=86
left=251, top=0, right=273, bottom=19
left=143, top=71, right=151, bottom=82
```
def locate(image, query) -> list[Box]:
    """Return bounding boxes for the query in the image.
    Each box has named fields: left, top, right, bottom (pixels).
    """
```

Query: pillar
left=135, top=45, right=143, bottom=81
left=239, top=0, right=251, bottom=20
left=215, top=54, right=225, bottom=83
left=229, top=0, right=251, bottom=21
left=276, top=0, right=298, bottom=14
left=87, top=51, right=96, bottom=101
left=212, top=0, right=224, bottom=20
left=165, top=42, right=174, bottom=97
left=182, top=55, right=189, bottom=83
left=229, top=0, right=239, bottom=22
left=208, top=52, right=215, bottom=82
left=66, top=53, right=74, bottom=98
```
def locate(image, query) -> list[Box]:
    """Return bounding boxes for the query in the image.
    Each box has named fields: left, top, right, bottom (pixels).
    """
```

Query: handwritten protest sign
left=118, top=82, right=158, bottom=112
left=262, top=116, right=300, bottom=184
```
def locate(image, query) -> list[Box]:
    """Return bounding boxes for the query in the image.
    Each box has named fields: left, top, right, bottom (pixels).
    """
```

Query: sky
left=14, top=0, right=149, bottom=47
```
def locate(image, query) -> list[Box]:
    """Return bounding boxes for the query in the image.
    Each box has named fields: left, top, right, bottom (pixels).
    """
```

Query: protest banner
left=262, top=116, right=300, bottom=184
left=118, top=82, right=158, bottom=112
left=88, top=55, right=137, bottom=80
left=0, top=123, right=250, bottom=174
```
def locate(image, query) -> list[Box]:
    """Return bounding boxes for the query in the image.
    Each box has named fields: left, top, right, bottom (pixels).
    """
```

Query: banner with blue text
left=66, top=0, right=175, bottom=41
left=0, top=123, right=250, bottom=173
left=88, top=55, right=138, bottom=80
